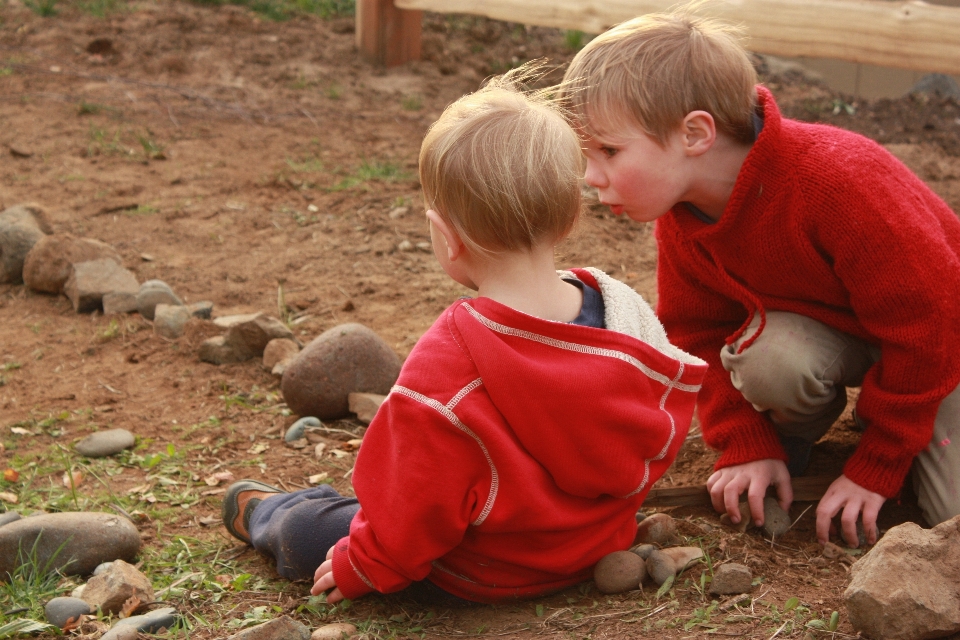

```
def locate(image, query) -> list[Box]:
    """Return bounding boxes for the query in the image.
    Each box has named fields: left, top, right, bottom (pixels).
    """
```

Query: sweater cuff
left=330, top=537, right=375, bottom=601
left=842, top=446, right=914, bottom=499
left=713, top=421, right=788, bottom=470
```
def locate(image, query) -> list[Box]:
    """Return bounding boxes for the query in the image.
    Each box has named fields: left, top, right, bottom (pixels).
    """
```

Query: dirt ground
left=1, top=2, right=960, bottom=638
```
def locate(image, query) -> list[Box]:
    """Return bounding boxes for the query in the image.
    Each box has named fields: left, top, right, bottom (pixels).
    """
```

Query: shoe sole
left=222, top=480, right=283, bottom=543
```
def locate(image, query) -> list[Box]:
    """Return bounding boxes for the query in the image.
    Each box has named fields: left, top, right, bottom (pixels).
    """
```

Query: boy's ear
left=679, top=110, right=716, bottom=157
left=426, top=209, right=465, bottom=261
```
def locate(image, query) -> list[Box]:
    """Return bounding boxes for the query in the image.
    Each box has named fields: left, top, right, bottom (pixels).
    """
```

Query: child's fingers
left=325, top=587, right=345, bottom=604
left=313, top=559, right=334, bottom=584
left=310, top=571, right=336, bottom=596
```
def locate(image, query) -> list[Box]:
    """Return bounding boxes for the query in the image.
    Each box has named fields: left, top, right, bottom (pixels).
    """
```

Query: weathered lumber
left=643, top=475, right=837, bottom=508
left=393, top=0, right=960, bottom=75
left=356, top=0, right=422, bottom=67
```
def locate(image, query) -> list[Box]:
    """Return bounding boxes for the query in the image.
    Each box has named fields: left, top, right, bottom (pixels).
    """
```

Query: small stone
left=23, top=234, right=121, bottom=294
left=198, top=336, right=247, bottom=365
left=416, top=242, right=431, bottom=253
left=80, top=558, right=155, bottom=615
left=44, top=596, right=92, bottom=628
left=285, top=416, right=321, bottom=442
left=102, top=292, right=138, bottom=314
left=397, top=240, right=414, bottom=252
left=187, top=300, right=214, bottom=319
left=153, top=303, right=192, bottom=339
left=93, top=561, right=113, bottom=575
left=71, top=584, right=85, bottom=598
left=628, top=543, right=655, bottom=560
left=635, top=511, right=647, bottom=523
left=0, top=512, right=141, bottom=577
left=387, top=206, right=408, bottom=219
left=594, top=550, right=646, bottom=594
left=311, top=622, right=358, bottom=639
left=282, top=323, right=401, bottom=420
left=111, top=606, right=178, bottom=634
left=0, top=203, right=52, bottom=284
left=348, top=392, right=386, bottom=424
left=661, top=546, right=704, bottom=574
left=264, top=338, right=300, bottom=372
left=0, top=512, right=20, bottom=528
left=645, top=549, right=677, bottom=586
left=100, top=627, right=138, bottom=640
left=911, top=73, right=960, bottom=99
left=136, top=280, right=183, bottom=320
left=822, top=541, right=844, bottom=559
left=226, top=615, right=310, bottom=640
left=709, top=563, right=754, bottom=595
left=761, top=497, right=791, bottom=538
left=218, top=313, right=297, bottom=360
left=634, top=512, right=676, bottom=546
left=75, top=428, right=135, bottom=458
left=720, top=501, right=753, bottom=533
left=64, top=259, right=140, bottom=314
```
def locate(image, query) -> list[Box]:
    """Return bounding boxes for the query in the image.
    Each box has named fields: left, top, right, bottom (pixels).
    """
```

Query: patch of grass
left=0, top=67, right=12, bottom=77
left=2, top=362, right=22, bottom=371
left=76, top=0, right=124, bottom=17
left=401, top=94, right=423, bottom=111
left=192, top=0, right=353, bottom=21
left=330, top=159, right=409, bottom=191
left=285, top=155, right=324, bottom=173
left=23, top=0, right=59, bottom=16
left=77, top=100, right=103, bottom=115
left=562, top=29, right=588, bottom=51
left=138, top=131, right=166, bottom=160
left=325, top=83, right=342, bottom=100
left=0, top=537, right=63, bottom=632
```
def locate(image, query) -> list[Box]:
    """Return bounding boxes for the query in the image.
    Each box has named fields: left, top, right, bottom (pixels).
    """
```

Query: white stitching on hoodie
left=349, top=554, right=375, bottom=590
left=447, top=378, right=482, bottom=410
left=391, top=383, right=498, bottom=525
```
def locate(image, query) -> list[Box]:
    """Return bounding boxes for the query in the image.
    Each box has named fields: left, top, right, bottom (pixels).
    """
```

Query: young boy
left=561, top=10, right=960, bottom=550
left=221, top=72, right=706, bottom=604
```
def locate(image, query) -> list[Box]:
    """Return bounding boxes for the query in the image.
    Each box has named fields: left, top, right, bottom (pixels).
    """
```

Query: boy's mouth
left=607, top=204, right=624, bottom=216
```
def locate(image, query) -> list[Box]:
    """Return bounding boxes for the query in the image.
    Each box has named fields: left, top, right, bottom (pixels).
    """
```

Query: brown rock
left=348, top=392, right=386, bottom=424
left=645, top=549, right=676, bottom=586
left=64, top=259, right=139, bottom=313
left=23, top=233, right=121, bottom=294
left=282, top=323, right=401, bottom=420
left=709, top=563, right=754, bottom=595
left=844, top=516, right=960, bottom=640
left=594, top=550, right=646, bottom=594
left=311, top=623, right=357, bottom=640
left=634, top=512, right=677, bottom=546
left=762, top=496, right=792, bottom=537
left=263, top=338, right=300, bottom=372
left=0, top=203, right=52, bottom=284
left=720, top=501, right=754, bottom=533
left=226, top=615, right=310, bottom=640
left=199, top=336, right=248, bottom=365
left=81, top=559, right=155, bottom=615
left=661, top=546, right=704, bottom=574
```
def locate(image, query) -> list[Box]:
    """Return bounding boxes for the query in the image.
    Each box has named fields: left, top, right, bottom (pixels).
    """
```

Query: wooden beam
left=643, top=475, right=837, bottom=508
left=393, top=0, right=960, bottom=75
left=356, top=0, right=423, bottom=67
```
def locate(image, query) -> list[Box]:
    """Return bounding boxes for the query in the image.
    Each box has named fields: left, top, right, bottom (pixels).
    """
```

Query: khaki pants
left=720, top=311, right=960, bottom=526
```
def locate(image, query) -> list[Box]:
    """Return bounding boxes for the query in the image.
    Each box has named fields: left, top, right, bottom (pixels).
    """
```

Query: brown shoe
left=222, top=480, right=284, bottom=544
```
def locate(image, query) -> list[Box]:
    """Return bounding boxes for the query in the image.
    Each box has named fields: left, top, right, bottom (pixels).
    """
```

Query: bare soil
left=1, top=2, right=959, bottom=638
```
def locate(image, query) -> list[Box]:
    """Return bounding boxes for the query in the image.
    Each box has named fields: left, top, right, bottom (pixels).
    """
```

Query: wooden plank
left=393, top=0, right=960, bottom=75
left=643, top=475, right=837, bottom=508
left=356, top=0, right=423, bottom=67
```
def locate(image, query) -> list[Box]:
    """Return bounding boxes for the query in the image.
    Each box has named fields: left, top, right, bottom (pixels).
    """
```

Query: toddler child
left=561, top=9, right=960, bottom=549
left=222, top=70, right=706, bottom=604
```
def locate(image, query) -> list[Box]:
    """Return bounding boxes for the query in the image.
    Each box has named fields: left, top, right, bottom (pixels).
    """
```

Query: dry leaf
left=0, top=491, right=18, bottom=504
left=247, top=443, right=268, bottom=455
left=119, top=595, right=141, bottom=618
left=215, top=574, right=232, bottom=587
left=61, top=615, right=84, bottom=631
left=3, top=468, right=19, bottom=482
left=198, top=515, right=220, bottom=526
left=330, top=449, right=350, bottom=458
left=62, top=470, right=83, bottom=488
left=203, top=471, right=235, bottom=486
left=0, top=442, right=5, bottom=454
left=342, top=438, right=364, bottom=451
left=10, top=427, right=31, bottom=435
left=201, top=488, right=226, bottom=496
left=308, top=472, right=329, bottom=485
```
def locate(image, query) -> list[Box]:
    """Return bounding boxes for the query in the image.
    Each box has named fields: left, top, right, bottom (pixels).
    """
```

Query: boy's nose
left=584, top=160, right=607, bottom=189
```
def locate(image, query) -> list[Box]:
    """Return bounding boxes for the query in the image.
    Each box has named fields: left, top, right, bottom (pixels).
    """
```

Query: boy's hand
left=310, top=546, right=344, bottom=603
left=815, top=474, right=884, bottom=548
left=707, top=459, right=793, bottom=526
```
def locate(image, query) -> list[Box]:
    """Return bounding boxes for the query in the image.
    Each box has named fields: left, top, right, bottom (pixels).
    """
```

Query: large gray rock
left=64, top=259, right=139, bottom=314
left=844, top=515, right=960, bottom=640
left=44, top=596, right=92, bottom=627
left=226, top=615, right=310, bottom=640
left=0, top=512, right=141, bottom=577
left=81, top=558, right=154, bottom=615
left=23, top=233, right=122, bottom=294
left=282, top=323, right=401, bottom=420
left=136, top=280, right=183, bottom=321
left=102, top=607, right=177, bottom=640
left=75, top=428, right=135, bottom=458
left=0, top=203, right=52, bottom=284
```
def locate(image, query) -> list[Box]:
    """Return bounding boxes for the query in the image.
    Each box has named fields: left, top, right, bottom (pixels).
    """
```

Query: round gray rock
left=136, top=280, right=183, bottom=320
left=646, top=549, right=677, bottom=586
left=75, top=429, right=135, bottom=458
left=285, top=416, right=322, bottom=442
left=45, top=596, right=92, bottom=627
left=0, top=512, right=21, bottom=528
left=282, top=323, right=401, bottom=420
left=0, top=512, right=141, bottom=577
left=629, top=543, right=656, bottom=559
left=594, top=550, right=646, bottom=594
left=762, top=497, right=792, bottom=538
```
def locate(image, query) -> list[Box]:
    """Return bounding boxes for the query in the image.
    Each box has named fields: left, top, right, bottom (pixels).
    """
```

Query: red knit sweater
left=656, top=86, right=960, bottom=498
left=332, top=271, right=706, bottom=602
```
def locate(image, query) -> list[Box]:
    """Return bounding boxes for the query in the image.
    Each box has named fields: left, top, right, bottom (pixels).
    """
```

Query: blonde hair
left=419, top=67, right=583, bottom=254
left=561, top=9, right=758, bottom=144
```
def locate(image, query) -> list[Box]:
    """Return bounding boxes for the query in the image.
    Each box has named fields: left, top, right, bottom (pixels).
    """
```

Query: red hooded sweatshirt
left=330, top=268, right=706, bottom=603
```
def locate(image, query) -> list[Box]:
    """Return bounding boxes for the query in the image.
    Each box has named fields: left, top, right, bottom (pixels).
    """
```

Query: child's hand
left=707, top=459, right=793, bottom=527
left=310, top=546, right=344, bottom=603
left=815, top=474, right=884, bottom=548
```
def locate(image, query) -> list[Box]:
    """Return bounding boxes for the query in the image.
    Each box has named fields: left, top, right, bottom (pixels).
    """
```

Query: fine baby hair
left=562, top=8, right=758, bottom=144
left=418, top=66, right=583, bottom=255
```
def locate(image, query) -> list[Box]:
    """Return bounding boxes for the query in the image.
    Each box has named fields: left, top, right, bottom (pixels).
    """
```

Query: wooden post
left=356, top=0, right=422, bottom=68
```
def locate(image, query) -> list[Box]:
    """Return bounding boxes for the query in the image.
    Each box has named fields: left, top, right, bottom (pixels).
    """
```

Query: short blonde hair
left=419, top=69, right=582, bottom=253
left=561, top=9, right=758, bottom=144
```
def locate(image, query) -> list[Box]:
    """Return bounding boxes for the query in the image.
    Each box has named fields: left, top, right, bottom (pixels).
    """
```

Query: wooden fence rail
left=359, top=0, right=960, bottom=75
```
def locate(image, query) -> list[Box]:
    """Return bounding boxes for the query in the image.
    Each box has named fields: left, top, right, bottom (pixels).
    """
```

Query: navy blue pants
left=247, top=485, right=470, bottom=606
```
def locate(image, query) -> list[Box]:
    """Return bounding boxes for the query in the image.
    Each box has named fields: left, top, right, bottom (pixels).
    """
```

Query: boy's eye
left=600, top=146, right=618, bottom=158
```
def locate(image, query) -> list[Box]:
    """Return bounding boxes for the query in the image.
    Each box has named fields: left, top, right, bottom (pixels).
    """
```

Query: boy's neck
left=469, top=242, right=583, bottom=323
left=684, top=133, right=754, bottom=221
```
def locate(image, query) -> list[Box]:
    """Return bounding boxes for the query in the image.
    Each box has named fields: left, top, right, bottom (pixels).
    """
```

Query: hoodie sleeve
left=331, top=385, right=496, bottom=599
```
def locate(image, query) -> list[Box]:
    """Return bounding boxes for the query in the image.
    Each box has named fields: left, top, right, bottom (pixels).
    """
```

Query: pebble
left=0, top=512, right=141, bottom=577
left=64, top=259, right=139, bottom=314
left=762, top=497, right=792, bottom=537
left=93, top=561, right=114, bottom=575
left=75, top=428, right=135, bottom=458
left=634, top=512, right=676, bottom=546
left=0, top=512, right=21, bottom=528
left=635, top=511, right=647, bottom=523
left=645, top=549, right=677, bottom=586
left=282, top=323, right=401, bottom=420
left=187, top=300, right=214, bottom=319
left=311, top=623, right=358, bottom=640
left=629, top=543, right=655, bottom=559
left=136, top=279, right=183, bottom=321
left=387, top=206, right=408, bottom=219
left=263, top=338, right=300, bottom=373
left=397, top=240, right=414, bottom=252
left=44, top=596, right=92, bottom=628
left=594, top=550, right=646, bottom=594
left=709, top=563, right=754, bottom=595
left=285, top=416, right=322, bottom=442
left=153, top=303, right=191, bottom=339
left=226, top=615, right=311, bottom=640
left=720, top=501, right=753, bottom=532
left=102, top=607, right=178, bottom=640
left=81, top=558, right=155, bottom=615
left=661, top=546, right=704, bottom=573
left=822, top=541, right=844, bottom=559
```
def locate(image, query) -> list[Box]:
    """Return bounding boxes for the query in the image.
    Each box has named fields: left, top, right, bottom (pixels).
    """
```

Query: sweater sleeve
left=331, top=388, right=494, bottom=599
left=655, top=220, right=789, bottom=468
